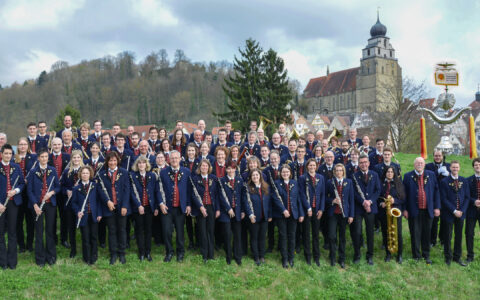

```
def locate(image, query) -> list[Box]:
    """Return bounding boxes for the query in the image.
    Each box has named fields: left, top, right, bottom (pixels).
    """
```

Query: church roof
left=418, top=98, right=435, bottom=109
left=469, top=100, right=480, bottom=111
left=303, top=67, right=360, bottom=98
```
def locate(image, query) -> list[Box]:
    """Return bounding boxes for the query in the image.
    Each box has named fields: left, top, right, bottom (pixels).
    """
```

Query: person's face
left=91, top=145, right=100, bottom=155
left=162, top=140, right=170, bottom=151
left=362, top=136, right=370, bottom=146
left=298, top=139, right=306, bottom=146
left=349, top=130, right=356, bottom=139
left=288, top=142, right=297, bottom=152
left=251, top=171, right=260, bottom=184
left=38, top=123, right=47, bottom=134
left=94, top=122, right=102, bottom=132
left=63, top=132, right=72, bottom=144
left=176, top=122, right=183, bottom=130
left=414, top=158, right=425, bottom=173
left=281, top=168, right=291, bottom=180
left=314, top=148, right=322, bottom=157
left=170, top=153, right=180, bottom=167
left=341, top=142, right=349, bottom=152
left=376, top=140, right=385, bottom=151
left=296, top=148, right=305, bottom=159
left=227, top=166, right=235, bottom=177
left=386, top=169, right=394, bottom=180
left=52, top=140, right=62, bottom=152
left=322, top=140, right=328, bottom=148
left=159, top=130, right=166, bottom=139
left=270, top=154, right=279, bottom=166
left=233, top=132, right=241, bottom=142
left=250, top=122, right=257, bottom=131
left=307, top=134, right=314, bottom=143
left=116, top=138, right=125, bottom=148
left=383, top=151, right=392, bottom=162
left=474, top=161, right=480, bottom=173
left=138, top=161, right=147, bottom=172
left=2, top=149, right=12, bottom=162
left=200, top=162, right=209, bottom=174
left=200, top=144, right=209, bottom=155
left=433, top=152, right=443, bottom=163
left=80, top=127, right=89, bottom=138
left=0, top=136, right=6, bottom=147
left=108, top=157, right=118, bottom=169
left=198, top=121, right=206, bottom=131
left=248, top=161, right=259, bottom=170
left=127, top=126, right=134, bottom=135
left=112, top=126, right=120, bottom=135
left=450, top=163, right=460, bottom=176
left=175, top=131, right=183, bottom=141
left=331, top=140, right=338, bottom=147
left=315, top=132, right=324, bottom=141
left=350, top=152, right=359, bottom=162
left=325, top=153, right=334, bottom=164
left=248, top=134, right=256, bottom=144
left=205, top=135, right=213, bottom=144
left=194, top=131, right=202, bottom=142
left=272, top=134, right=280, bottom=144
left=359, top=157, right=369, bottom=171
left=102, top=135, right=111, bottom=146
left=64, top=116, right=72, bottom=127
left=18, top=140, right=28, bottom=154
left=149, top=130, right=158, bottom=140
left=218, top=131, right=226, bottom=142
left=131, top=135, right=139, bottom=146
left=139, top=142, right=148, bottom=154
left=72, top=154, right=82, bottom=166
left=334, top=166, right=344, bottom=178
left=257, top=130, right=264, bottom=139
left=278, top=124, right=286, bottom=133
left=225, top=123, right=232, bottom=131
left=156, top=154, right=166, bottom=166
left=260, top=147, right=269, bottom=158
left=230, top=147, right=239, bottom=157
left=27, top=126, right=37, bottom=137
left=39, top=152, right=49, bottom=165
left=187, top=147, right=196, bottom=158
left=216, top=151, right=226, bottom=162
left=307, top=162, right=317, bottom=173
left=81, top=169, right=91, bottom=181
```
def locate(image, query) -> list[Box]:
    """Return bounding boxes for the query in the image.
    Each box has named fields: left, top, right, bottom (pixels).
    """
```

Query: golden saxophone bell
left=385, top=195, right=400, bottom=254
left=327, top=127, right=342, bottom=144
left=258, top=116, right=272, bottom=131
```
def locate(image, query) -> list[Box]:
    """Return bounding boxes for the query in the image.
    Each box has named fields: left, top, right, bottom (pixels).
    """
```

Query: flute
left=76, top=182, right=93, bottom=228
left=332, top=180, right=345, bottom=218
left=36, top=177, right=55, bottom=221
left=0, top=177, right=20, bottom=217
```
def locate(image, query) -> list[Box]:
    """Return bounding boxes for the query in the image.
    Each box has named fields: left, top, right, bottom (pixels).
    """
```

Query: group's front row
left=1, top=146, right=480, bottom=270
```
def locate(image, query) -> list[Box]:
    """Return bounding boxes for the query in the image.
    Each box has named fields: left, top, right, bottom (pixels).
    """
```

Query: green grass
left=1, top=153, right=480, bottom=299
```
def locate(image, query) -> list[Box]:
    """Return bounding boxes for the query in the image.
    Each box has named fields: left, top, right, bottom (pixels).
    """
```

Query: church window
left=367, top=49, right=370, bottom=56
left=378, top=48, right=380, bottom=54
left=384, top=39, right=386, bottom=47
left=390, top=50, right=392, bottom=57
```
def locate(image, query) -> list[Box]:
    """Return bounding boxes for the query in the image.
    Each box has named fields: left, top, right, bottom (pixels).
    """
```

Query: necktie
left=230, top=179, right=236, bottom=208
left=454, top=179, right=460, bottom=209
left=286, top=183, right=291, bottom=213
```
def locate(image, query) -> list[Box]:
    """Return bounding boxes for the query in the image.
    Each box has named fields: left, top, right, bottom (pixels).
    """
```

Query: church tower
left=356, top=13, right=402, bottom=112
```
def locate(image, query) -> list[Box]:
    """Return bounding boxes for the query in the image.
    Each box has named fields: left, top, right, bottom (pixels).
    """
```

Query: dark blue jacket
left=347, top=138, right=363, bottom=148
left=76, top=136, right=96, bottom=158
left=374, top=162, right=401, bottom=180
left=117, top=149, right=134, bottom=171
left=97, top=167, right=131, bottom=217
left=317, top=164, right=335, bottom=181
left=60, top=167, right=81, bottom=209
left=27, top=165, right=61, bottom=208
left=195, top=155, right=215, bottom=168
left=345, top=162, right=359, bottom=179
left=0, top=163, right=25, bottom=206
left=440, top=176, right=470, bottom=222
left=190, top=174, right=220, bottom=217
left=210, top=142, right=232, bottom=156
left=298, top=173, right=325, bottom=214
left=129, top=171, right=160, bottom=213
left=335, top=153, right=350, bottom=166
left=467, top=175, right=480, bottom=219
left=242, top=184, right=271, bottom=222
left=268, top=143, right=288, bottom=158
left=289, top=160, right=307, bottom=181
left=263, top=165, right=281, bottom=187
left=48, top=152, right=70, bottom=179
left=403, top=170, right=440, bottom=218
left=272, top=179, right=303, bottom=219
left=325, top=178, right=354, bottom=218
left=368, top=151, right=384, bottom=170
left=379, top=179, right=405, bottom=212
left=84, top=156, right=105, bottom=176
left=240, top=143, right=261, bottom=159
left=217, top=175, right=244, bottom=222
left=160, top=166, right=192, bottom=212
left=182, top=159, right=200, bottom=174
left=28, top=137, right=48, bottom=154
left=71, top=182, right=102, bottom=226
left=352, top=171, right=381, bottom=216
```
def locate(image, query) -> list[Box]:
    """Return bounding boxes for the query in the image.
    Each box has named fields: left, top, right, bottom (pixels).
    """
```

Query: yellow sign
left=434, top=62, right=459, bottom=86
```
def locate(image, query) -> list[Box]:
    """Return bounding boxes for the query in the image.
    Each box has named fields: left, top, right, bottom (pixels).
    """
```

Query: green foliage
left=215, top=38, right=293, bottom=134
left=37, top=70, right=48, bottom=86
left=52, top=104, right=82, bottom=132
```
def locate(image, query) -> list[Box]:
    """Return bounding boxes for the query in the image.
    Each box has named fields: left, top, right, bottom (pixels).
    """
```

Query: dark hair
left=38, top=148, right=49, bottom=156
left=472, top=158, right=480, bottom=167
left=1, top=144, right=13, bottom=153
left=149, top=127, right=158, bottom=133
left=116, top=133, right=125, bottom=140
left=93, top=120, right=102, bottom=126
left=38, top=121, right=47, bottom=126
left=382, top=166, right=405, bottom=201
left=376, top=138, right=384, bottom=144
left=131, top=132, right=140, bottom=138
left=27, top=122, right=37, bottom=128
left=171, top=129, right=186, bottom=146
left=101, top=132, right=110, bottom=138
left=105, top=151, right=120, bottom=165
left=113, top=123, right=121, bottom=128
left=248, top=168, right=269, bottom=195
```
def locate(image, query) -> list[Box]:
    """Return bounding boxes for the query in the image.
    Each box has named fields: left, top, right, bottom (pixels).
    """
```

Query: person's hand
left=97, top=216, right=102, bottom=222
left=185, top=206, right=191, bottom=216
left=241, top=212, right=245, bottom=219
left=283, top=210, right=290, bottom=218
left=228, top=209, right=235, bottom=218
left=200, top=206, right=207, bottom=217
left=307, top=209, right=312, bottom=217
left=454, top=210, right=463, bottom=218
left=160, top=203, right=168, bottom=215
left=475, top=199, right=480, bottom=207
left=121, top=208, right=127, bottom=216
left=316, top=210, right=323, bottom=220
left=434, top=209, right=440, bottom=217
left=250, top=215, right=256, bottom=224
left=138, top=206, right=145, bottom=215
left=215, top=210, right=220, bottom=219
left=67, top=190, right=72, bottom=199
left=268, top=218, right=272, bottom=222
left=7, top=190, right=16, bottom=199
left=107, top=201, right=115, bottom=211
left=154, top=209, right=159, bottom=216
left=380, top=202, right=386, bottom=208
left=299, top=216, right=304, bottom=223
left=403, top=210, right=409, bottom=219
left=0, top=204, right=5, bottom=214
left=348, top=217, right=353, bottom=224
left=34, top=204, right=42, bottom=216
left=78, top=212, right=84, bottom=219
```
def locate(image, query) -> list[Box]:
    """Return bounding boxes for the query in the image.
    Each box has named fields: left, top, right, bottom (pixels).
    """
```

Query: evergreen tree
left=53, top=104, right=82, bottom=132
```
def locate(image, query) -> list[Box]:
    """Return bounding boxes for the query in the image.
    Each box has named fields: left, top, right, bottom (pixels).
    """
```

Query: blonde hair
left=132, top=156, right=152, bottom=172
left=68, top=150, right=85, bottom=177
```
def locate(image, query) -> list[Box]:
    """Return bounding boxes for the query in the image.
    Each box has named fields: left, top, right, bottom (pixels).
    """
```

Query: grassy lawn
left=1, top=153, right=480, bottom=299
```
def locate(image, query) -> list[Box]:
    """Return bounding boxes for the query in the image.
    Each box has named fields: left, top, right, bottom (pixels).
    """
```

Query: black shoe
left=203, top=258, right=208, bottom=264
left=1, top=265, right=6, bottom=270
left=119, top=255, right=126, bottom=264
left=99, top=243, right=106, bottom=249
left=266, top=247, right=273, bottom=253
left=146, top=253, right=152, bottom=262
left=330, top=259, right=335, bottom=267
left=37, top=263, right=45, bottom=268
left=425, top=258, right=432, bottom=265
left=413, top=257, right=420, bottom=262
left=187, top=244, right=195, bottom=251
left=295, top=247, right=301, bottom=254
left=315, top=258, right=320, bottom=267
left=431, top=242, right=436, bottom=248
left=235, top=259, right=242, bottom=266
left=466, top=257, right=473, bottom=263
left=177, top=254, right=184, bottom=262
left=255, top=259, right=261, bottom=266
left=164, top=254, right=173, bottom=262
left=226, top=258, right=231, bottom=265
left=126, top=242, right=130, bottom=249
left=47, top=258, right=55, bottom=266
left=69, top=250, right=76, bottom=258
left=445, top=259, right=451, bottom=266
left=367, top=258, right=374, bottom=265
left=374, top=227, right=380, bottom=233
left=289, top=260, right=294, bottom=267
left=8, top=265, right=16, bottom=270
left=110, top=255, right=117, bottom=265
left=26, top=246, right=33, bottom=252
left=306, top=257, right=311, bottom=265
left=339, top=261, right=345, bottom=269
left=396, top=255, right=403, bottom=264
left=323, top=243, right=329, bottom=250
left=353, top=258, right=360, bottom=264
left=282, top=260, right=288, bottom=268
left=19, top=247, right=26, bottom=253
left=62, top=241, right=71, bottom=249
left=453, top=259, right=467, bottom=267
left=139, top=255, right=145, bottom=261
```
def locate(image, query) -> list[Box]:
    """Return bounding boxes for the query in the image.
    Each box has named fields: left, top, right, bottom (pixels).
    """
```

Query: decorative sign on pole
left=434, top=62, right=459, bottom=86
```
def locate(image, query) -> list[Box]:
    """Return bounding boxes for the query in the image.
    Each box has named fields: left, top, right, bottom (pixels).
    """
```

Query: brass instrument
left=72, top=126, right=79, bottom=139
left=47, top=131, right=56, bottom=151
left=384, top=195, right=401, bottom=254
left=287, top=128, right=301, bottom=140
left=258, top=116, right=272, bottom=142
left=327, top=127, right=342, bottom=144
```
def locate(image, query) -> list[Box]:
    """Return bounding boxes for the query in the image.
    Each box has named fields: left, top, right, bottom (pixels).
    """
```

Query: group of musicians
left=0, top=116, right=479, bottom=270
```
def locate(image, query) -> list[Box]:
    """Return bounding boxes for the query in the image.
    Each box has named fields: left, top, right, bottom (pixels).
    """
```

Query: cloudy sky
left=0, top=0, right=478, bottom=106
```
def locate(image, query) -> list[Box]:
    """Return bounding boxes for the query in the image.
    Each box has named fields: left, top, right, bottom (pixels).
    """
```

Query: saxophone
left=385, top=195, right=401, bottom=254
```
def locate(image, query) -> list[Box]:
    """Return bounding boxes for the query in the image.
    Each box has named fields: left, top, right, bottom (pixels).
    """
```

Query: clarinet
left=76, top=182, right=93, bottom=228
left=189, top=176, right=204, bottom=207
left=244, top=183, right=255, bottom=218
left=217, top=177, right=232, bottom=213
left=65, top=178, right=81, bottom=207
left=157, top=174, right=166, bottom=206
left=97, top=174, right=113, bottom=210
left=36, top=177, right=55, bottom=221
left=269, top=169, right=286, bottom=211
left=332, top=180, right=345, bottom=218
left=129, top=174, right=142, bottom=206
left=352, top=173, right=367, bottom=202
left=0, top=177, right=20, bottom=217
left=25, top=160, right=38, bottom=180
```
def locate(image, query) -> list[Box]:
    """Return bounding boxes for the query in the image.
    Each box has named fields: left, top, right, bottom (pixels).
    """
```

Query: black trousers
left=241, top=218, right=250, bottom=255
left=328, top=214, right=347, bottom=263
left=465, top=212, right=480, bottom=260
left=431, top=216, right=446, bottom=245
left=80, top=214, right=98, bottom=264
left=277, top=217, right=297, bottom=262
left=17, top=192, right=34, bottom=250
left=321, top=214, right=329, bottom=247
left=105, top=208, right=127, bottom=256
left=197, top=205, right=215, bottom=259
left=126, top=215, right=133, bottom=245
left=161, top=207, right=185, bottom=256
left=222, top=219, right=242, bottom=262
left=249, top=220, right=267, bottom=260
left=56, top=193, right=67, bottom=243
left=134, top=209, right=153, bottom=256
left=379, top=210, right=403, bottom=256
left=267, top=221, right=276, bottom=250
left=443, top=218, right=464, bottom=261
left=185, top=215, right=194, bottom=247
left=65, top=207, right=77, bottom=253
left=352, top=213, right=375, bottom=259
left=98, top=218, right=106, bottom=245
left=295, top=219, right=303, bottom=251
left=34, top=203, right=56, bottom=265
left=408, top=209, right=432, bottom=259
left=0, top=201, right=19, bottom=268
left=303, top=215, right=321, bottom=260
